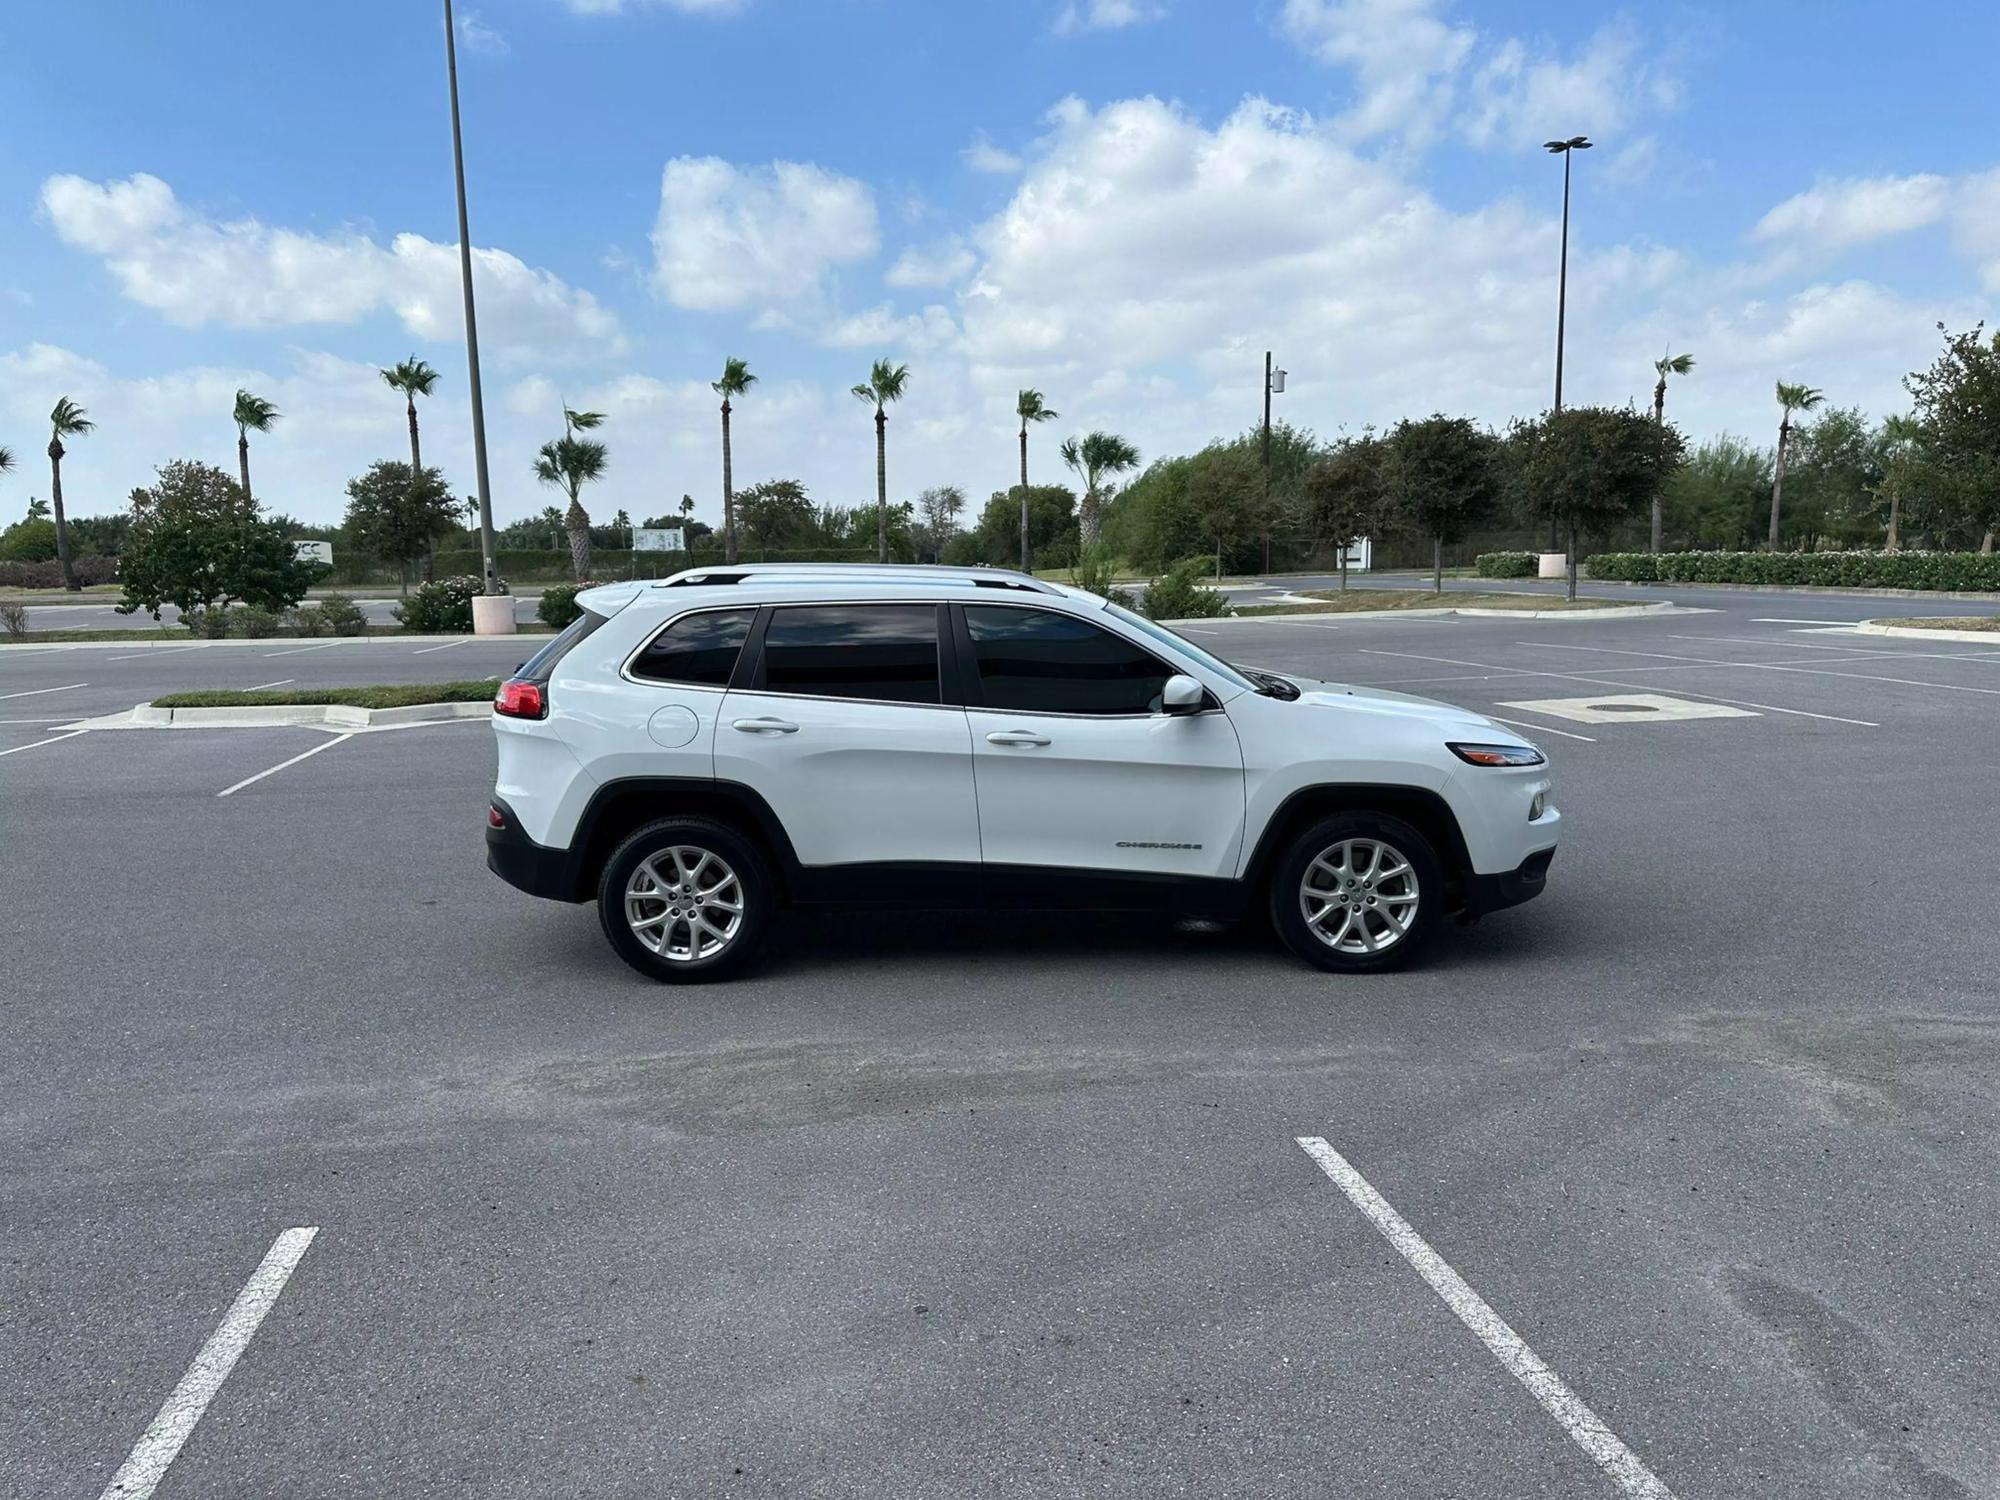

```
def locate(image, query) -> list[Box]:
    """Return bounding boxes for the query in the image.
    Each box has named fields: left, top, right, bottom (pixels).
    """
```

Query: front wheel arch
left=1243, top=785, right=1473, bottom=910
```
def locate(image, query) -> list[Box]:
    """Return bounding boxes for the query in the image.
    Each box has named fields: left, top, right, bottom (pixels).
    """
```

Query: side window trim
left=956, top=600, right=1184, bottom=718
left=730, top=604, right=774, bottom=692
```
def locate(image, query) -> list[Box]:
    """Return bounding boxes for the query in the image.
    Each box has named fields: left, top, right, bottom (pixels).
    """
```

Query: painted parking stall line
left=262, top=640, right=350, bottom=658
left=1484, top=714, right=1596, bottom=743
left=0, top=728, right=88, bottom=759
left=107, top=646, right=204, bottom=661
left=96, top=1228, right=318, bottom=1500
left=245, top=679, right=295, bottom=691
left=0, top=681, right=87, bottom=701
left=1295, top=1139, right=1677, bottom=1500
left=1527, top=639, right=2000, bottom=699
left=217, top=734, right=353, bottom=797
left=411, top=637, right=470, bottom=654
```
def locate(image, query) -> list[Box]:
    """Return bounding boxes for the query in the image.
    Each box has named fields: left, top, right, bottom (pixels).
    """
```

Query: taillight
left=494, top=679, right=546, bottom=719
left=487, top=804, right=506, bottom=829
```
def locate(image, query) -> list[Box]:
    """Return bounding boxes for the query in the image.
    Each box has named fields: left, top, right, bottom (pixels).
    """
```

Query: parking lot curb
left=71, top=701, right=493, bottom=731
left=1855, top=620, right=2000, bottom=644
left=0, top=634, right=509, bottom=651
left=1185, top=601, right=1685, bottom=624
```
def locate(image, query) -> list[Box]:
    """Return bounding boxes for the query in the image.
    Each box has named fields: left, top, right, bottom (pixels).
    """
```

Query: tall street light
left=1263, top=352, right=1286, bottom=572
left=444, top=0, right=501, bottom=614
left=1544, top=134, right=1590, bottom=550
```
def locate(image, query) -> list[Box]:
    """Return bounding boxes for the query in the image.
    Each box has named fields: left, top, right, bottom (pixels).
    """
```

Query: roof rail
left=656, top=562, right=1062, bottom=595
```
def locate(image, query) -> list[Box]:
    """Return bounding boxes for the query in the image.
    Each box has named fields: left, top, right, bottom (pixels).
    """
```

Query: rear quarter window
left=515, top=609, right=608, bottom=684
left=630, top=607, right=757, bottom=687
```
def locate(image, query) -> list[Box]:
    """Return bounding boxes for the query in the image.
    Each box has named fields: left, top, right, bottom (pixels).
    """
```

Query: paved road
left=17, top=592, right=547, bottom=632
left=3, top=585, right=1997, bottom=1498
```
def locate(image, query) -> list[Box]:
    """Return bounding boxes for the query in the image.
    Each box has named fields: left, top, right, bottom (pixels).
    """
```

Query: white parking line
left=96, top=1228, right=318, bottom=1500
left=262, top=640, right=349, bottom=658
left=1670, top=632, right=2000, bottom=660
left=0, top=681, right=86, bottom=701
left=1485, top=714, right=1596, bottom=743
left=1295, top=1139, right=1677, bottom=1500
left=1357, top=649, right=1880, bottom=727
left=1527, top=639, right=2000, bottom=699
left=245, top=678, right=295, bottom=691
left=107, top=645, right=204, bottom=661
left=411, top=637, right=470, bottom=654
left=1751, top=617, right=1868, bottom=626
left=0, top=728, right=88, bottom=758
left=217, top=734, right=353, bottom=797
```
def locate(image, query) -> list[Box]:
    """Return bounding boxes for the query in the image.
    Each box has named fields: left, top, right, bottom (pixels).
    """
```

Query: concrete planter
left=1537, top=553, right=1568, bottom=580
left=472, top=594, right=517, bottom=636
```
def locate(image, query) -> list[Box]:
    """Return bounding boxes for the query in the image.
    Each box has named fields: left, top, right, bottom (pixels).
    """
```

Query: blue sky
left=3, top=0, right=1996, bottom=527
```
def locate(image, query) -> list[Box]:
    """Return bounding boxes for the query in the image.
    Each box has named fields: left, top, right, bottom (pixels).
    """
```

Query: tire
left=597, top=816, right=774, bottom=983
left=1267, top=811, right=1443, bottom=974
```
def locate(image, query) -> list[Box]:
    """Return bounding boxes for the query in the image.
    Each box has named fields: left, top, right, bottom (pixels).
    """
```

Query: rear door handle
left=986, top=730, right=1051, bottom=747
left=732, top=717, right=800, bottom=735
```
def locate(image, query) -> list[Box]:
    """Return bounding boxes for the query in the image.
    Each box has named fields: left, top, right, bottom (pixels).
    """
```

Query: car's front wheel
left=1269, top=812, right=1442, bottom=973
left=598, top=817, right=773, bottom=983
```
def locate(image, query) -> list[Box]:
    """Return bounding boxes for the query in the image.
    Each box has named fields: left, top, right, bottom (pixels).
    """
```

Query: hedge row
left=0, top=556, right=120, bottom=588
left=1587, top=550, right=2000, bottom=591
left=1475, top=551, right=1538, bottom=579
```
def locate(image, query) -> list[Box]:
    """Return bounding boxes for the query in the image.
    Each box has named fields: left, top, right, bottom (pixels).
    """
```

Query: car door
left=957, top=602, right=1246, bottom=879
left=716, top=602, right=979, bottom=868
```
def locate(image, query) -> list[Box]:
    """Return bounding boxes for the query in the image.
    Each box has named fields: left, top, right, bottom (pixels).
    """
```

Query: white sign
left=1340, top=537, right=1372, bottom=571
left=293, top=540, right=334, bottom=565
left=633, top=528, right=684, bottom=553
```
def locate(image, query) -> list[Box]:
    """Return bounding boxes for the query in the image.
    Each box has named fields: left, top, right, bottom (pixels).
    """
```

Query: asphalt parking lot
left=4, top=587, right=1998, bottom=1499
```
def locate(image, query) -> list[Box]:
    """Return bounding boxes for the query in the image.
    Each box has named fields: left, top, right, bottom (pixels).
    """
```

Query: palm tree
left=232, top=389, right=280, bottom=503
left=0, top=446, right=13, bottom=485
left=535, top=430, right=609, bottom=582
left=1015, top=389, right=1059, bottom=571
left=47, top=397, right=94, bottom=591
left=1769, top=380, right=1824, bottom=547
left=563, top=404, right=605, bottom=438
left=1877, top=413, right=1921, bottom=553
left=713, top=357, right=757, bottom=565
left=380, top=355, right=441, bottom=470
left=1059, top=430, right=1141, bottom=548
left=1648, top=350, right=1694, bottom=552
left=850, top=359, right=910, bottom=562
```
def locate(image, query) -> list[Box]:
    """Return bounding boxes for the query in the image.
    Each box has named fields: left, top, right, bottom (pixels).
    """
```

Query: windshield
left=1103, top=600, right=1258, bottom=693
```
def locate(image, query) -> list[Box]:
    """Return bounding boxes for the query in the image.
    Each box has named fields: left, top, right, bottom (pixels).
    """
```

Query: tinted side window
left=631, top=608, right=756, bottom=687
left=517, top=609, right=608, bottom=684
left=965, top=606, right=1171, bottom=715
left=759, top=605, right=940, bottom=705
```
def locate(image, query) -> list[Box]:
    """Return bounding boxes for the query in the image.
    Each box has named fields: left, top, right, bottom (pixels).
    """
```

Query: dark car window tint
left=759, top=605, right=939, bottom=705
left=517, top=609, right=607, bottom=684
left=631, top=608, right=756, bottom=687
left=965, top=606, right=1171, bottom=715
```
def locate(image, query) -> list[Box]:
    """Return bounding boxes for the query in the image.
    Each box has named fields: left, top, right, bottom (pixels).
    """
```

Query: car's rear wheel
left=1269, top=812, right=1442, bottom=973
left=598, top=817, right=772, bottom=983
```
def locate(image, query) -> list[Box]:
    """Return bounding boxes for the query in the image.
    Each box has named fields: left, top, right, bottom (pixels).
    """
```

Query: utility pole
left=1262, top=352, right=1286, bottom=574
left=1544, top=135, right=1591, bottom=552
left=444, top=0, right=500, bottom=607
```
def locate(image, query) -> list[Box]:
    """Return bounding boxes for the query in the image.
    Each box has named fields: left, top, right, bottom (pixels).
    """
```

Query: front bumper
left=1463, top=847, right=1555, bottom=917
left=486, top=799, right=584, bottom=902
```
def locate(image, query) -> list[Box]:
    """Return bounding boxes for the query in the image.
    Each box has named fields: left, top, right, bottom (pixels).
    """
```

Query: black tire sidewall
left=598, top=817, right=772, bottom=983
left=1268, top=812, right=1443, bottom=973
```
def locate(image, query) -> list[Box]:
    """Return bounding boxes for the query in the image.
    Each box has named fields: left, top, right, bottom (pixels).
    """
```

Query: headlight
left=1448, top=742, right=1545, bottom=767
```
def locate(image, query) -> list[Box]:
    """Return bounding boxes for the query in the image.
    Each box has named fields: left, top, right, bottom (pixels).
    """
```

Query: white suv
left=486, top=564, right=1558, bottom=981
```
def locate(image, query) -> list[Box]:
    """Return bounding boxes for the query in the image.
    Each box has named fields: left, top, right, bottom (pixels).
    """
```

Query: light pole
left=1544, top=134, right=1590, bottom=551
left=1262, top=352, right=1286, bottom=572
left=444, top=0, right=502, bottom=616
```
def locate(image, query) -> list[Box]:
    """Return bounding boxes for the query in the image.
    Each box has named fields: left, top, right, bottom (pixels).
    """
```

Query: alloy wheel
left=625, top=846, right=745, bottom=962
left=1299, top=837, right=1420, bottom=955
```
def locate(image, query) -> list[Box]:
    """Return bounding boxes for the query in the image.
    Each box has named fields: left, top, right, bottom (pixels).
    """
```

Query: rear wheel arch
left=1244, top=785, right=1473, bottom=908
left=571, top=778, right=800, bottom=903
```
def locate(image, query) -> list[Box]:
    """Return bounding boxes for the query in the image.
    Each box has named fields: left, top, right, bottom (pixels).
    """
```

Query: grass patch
left=1873, top=616, right=2000, bottom=632
left=152, top=679, right=502, bottom=710
left=1233, top=589, right=1628, bottom=616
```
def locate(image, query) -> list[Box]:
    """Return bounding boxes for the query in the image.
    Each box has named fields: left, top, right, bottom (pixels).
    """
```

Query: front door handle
left=986, top=730, right=1051, bottom=747
left=733, top=717, right=800, bottom=735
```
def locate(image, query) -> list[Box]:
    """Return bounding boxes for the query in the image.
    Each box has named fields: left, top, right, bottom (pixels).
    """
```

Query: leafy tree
left=47, top=396, right=94, bottom=591
left=1905, top=323, right=2000, bottom=552
left=1060, top=430, right=1140, bottom=549
left=343, top=462, right=464, bottom=592
left=0, top=518, right=58, bottom=562
left=735, top=478, right=814, bottom=551
left=850, top=359, right=910, bottom=563
left=66, top=512, right=132, bottom=556
left=959, top=485, right=1076, bottom=567
left=1186, top=445, right=1270, bottom=578
left=379, top=355, right=440, bottom=469
left=231, top=389, right=280, bottom=503
left=115, top=460, right=321, bottom=620
left=1659, top=435, right=1770, bottom=550
left=1507, top=406, right=1685, bottom=599
left=1649, top=350, right=1695, bottom=550
left=1014, top=389, right=1059, bottom=569
left=1783, top=407, right=1882, bottom=549
left=1385, top=415, right=1501, bottom=592
left=1769, top=380, right=1824, bottom=547
left=1300, top=436, right=1391, bottom=590
left=915, top=484, right=967, bottom=562
left=714, top=357, right=757, bottom=565
left=1875, top=414, right=1922, bottom=552
left=535, top=429, right=609, bottom=581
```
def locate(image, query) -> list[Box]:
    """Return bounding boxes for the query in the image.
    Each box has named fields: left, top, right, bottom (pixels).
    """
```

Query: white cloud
left=816, top=303, right=960, bottom=352
left=453, top=8, right=509, bottom=54
left=39, top=173, right=623, bottom=367
left=559, top=0, right=748, bottom=14
left=962, top=133, right=1024, bottom=175
left=1754, top=173, right=1952, bottom=251
left=1053, top=0, right=1166, bottom=36
left=1278, top=0, right=1474, bottom=142
left=651, top=158, right=879, bottom=314
left=886, top=240, right=976, bottom=288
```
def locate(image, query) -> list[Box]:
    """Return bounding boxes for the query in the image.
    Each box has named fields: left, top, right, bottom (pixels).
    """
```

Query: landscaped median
left=74, top=680, right=502, bottom=732
left=1226, top=589, right=1674, bottom=621
left=1858, top=617, right=2000, bottom=643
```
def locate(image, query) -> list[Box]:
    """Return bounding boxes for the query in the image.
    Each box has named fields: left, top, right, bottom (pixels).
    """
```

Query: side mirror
left=1161, top=674, right=1204, bottom=715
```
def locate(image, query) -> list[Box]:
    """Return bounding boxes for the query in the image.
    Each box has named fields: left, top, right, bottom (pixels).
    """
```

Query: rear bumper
left=1463, top=847, right=1554, bottom=917
left=486, top=799, right=584, bottom=902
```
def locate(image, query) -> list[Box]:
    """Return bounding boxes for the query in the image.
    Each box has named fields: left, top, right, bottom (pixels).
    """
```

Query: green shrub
left=287, top=605, right=329, bottom=637
left=1476, top=551, right=1537, bottom=579
left=181, top=607, right=234, bottom=639
left=318, top=592, right=370, bottom=636
left=1140, top=557, right=1232, bottom=620
left=1587, top=550, right=2000, bottom=590
left=394, top=575, right=480, bottom=633
left=1067, top=545, right=1130, bottom=604
left=235, top=605, right=282, bottom=638
left=0, top=601, right=27, bottom=637
left=538, top=582, right=588, bottom=630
